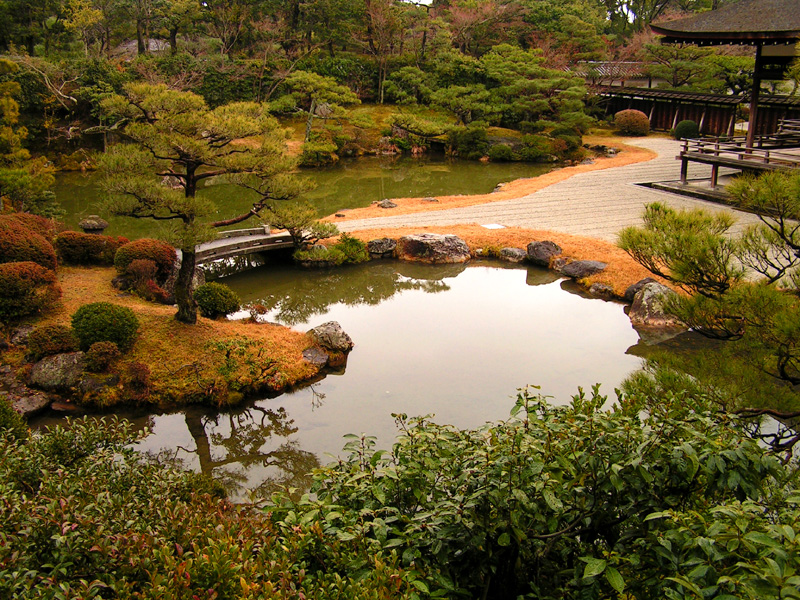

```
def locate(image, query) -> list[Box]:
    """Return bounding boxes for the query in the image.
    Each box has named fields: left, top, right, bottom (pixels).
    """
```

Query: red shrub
left=0, top=218, right=57, bottom=270
left=55, top=231, right=129, bottom=265
left=0, top=261, right=61, bottom=323
left=114, top=238, right=176, bottom=282
left=0, top=213, right=59, bottom=240
left=123, top=361, right=151, bottom=402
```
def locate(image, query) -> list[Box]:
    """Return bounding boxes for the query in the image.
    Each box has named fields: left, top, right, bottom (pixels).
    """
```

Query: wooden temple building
left=647, top=0, right=800, bottom=190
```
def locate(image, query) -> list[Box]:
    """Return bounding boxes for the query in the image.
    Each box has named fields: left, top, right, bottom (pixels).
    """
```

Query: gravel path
left=338, top=137, right=763, bottom=242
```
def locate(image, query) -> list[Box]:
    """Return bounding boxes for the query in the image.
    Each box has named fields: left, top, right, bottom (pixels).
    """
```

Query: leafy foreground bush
left=0, top=418, right=415, bottom=599
left=54, top=231, right=129, bottom=265
left=615, top=109, right=650, bottom=136
left=71, top=302, right=139, bottom=351
left=0, top=261, right=61, bottom=324
left=194, top=282, right=241, bottom=319
left=270, top=388, right=800, bottom=600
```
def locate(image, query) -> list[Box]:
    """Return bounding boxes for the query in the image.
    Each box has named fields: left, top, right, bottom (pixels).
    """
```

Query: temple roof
left=651, top=0, right=800, bottom=45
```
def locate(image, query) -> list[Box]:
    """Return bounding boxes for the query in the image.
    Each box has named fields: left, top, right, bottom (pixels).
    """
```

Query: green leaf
left=605, top=566, right=625, bottom=593
left=582, top=557, right=607, bottom=579
left=411, top=579, right=430, bottom=593
left=542, top=488, right=563, bottom=512
left=498, top=532, right=511, bottom=547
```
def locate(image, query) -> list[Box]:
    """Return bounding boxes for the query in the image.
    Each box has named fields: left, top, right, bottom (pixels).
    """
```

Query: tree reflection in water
left=152, top=404, right=319, bottom=501
left=226, top=261, right=461, bottom=326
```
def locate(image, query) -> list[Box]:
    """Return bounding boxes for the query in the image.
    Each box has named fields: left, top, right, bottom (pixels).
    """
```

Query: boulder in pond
left=628, top=282, right=685, bottom=329
left=589, top=283, right=615, bottom=299
left=302, top=346, right=329, bottom=367
left=307, top=321, right=354, bottom=353
left=526, top=241, right=562, bottom=267
left=396, top=233, right=471, bottom=264
left=30, top=352, right=85, bottom=392
left=623, top=277, right=658, bottom=303
left=368, top=238, right=397, bottom=259
left=559, top=260, right=607, bottom=279
left=499, top=248, right=527, bottom=263
left=8, top=391, right=51, bottom=418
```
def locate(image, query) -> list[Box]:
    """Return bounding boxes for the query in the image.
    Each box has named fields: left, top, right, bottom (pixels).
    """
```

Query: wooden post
left=710, top=164, right=719, bottom=189
left=746, top=43, right=763, bottom=150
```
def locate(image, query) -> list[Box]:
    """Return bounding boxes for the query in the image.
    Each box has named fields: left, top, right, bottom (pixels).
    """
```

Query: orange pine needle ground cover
left=36, top=267, right=319, bottom=407
left=344, top=225, right=666, bottom=296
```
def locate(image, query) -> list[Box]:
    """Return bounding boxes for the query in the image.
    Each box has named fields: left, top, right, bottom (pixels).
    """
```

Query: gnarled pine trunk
left=175, top=248, right=198, bottom=324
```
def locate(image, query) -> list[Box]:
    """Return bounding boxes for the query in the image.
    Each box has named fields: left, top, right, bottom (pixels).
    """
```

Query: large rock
left=368, top=238, right=397, bottom=259
left=526, top=241, right=562, bottom=267
left=307, top=321, right=354, bottom=352
left=30, top=352, right=86, bottom=392
left=302, top=347, right=329, bottom=367
left=628, top=282, right=685, bottom=329
left=8, top=391, right=51, bottom=418
left=499, top=247, right=527, bottom=263
left=559, top=260, right=607, bottom=279
left=396, top=234, right=471, bottom=264
left=623, top=277, right=658, bottom=303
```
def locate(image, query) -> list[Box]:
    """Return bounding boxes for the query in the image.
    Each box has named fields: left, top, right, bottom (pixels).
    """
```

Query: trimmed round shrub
left=194, top=282, right=240, bottom=319
left=673, top=119, right=700, bottom=140
left=114, top=239, right=177, bottom=282
left=0, top=262, right=61, bottom=323
left=85, top=341, right=121, bottom=372
left=0, top=217, right=57, bottom=270
left=518, top=134, right=553, bottom=162
left=550, top=127, right=583, bottom=152
left=55, top=231, right=129, bottom=265
left=71, top=302, right=139, bottom=352
left=0, top=213, right=58, bottom=240
left=615, top=109, right=650, bottom=136
left=488, top=144, right=515, bottom=162
left=26, top=324, right=78, bottom=362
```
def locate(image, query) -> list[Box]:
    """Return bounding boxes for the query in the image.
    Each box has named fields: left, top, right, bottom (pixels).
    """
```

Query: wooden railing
left=678, top=137, right=800, bottom=187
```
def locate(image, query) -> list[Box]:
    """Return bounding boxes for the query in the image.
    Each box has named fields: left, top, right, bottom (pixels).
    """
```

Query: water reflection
left=226, top=261, right=457, bottom=326
left=35, top=262, right=650, bottom=501
left=141, top=404, right=319, bottom=500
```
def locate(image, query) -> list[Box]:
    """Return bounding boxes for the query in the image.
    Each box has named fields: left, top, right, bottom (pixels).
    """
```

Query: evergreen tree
left=99, top=83, right=302, bottom=324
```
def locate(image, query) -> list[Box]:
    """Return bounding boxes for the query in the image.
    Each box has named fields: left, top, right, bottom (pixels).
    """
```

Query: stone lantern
left=78, top=215, right=109, bottom=234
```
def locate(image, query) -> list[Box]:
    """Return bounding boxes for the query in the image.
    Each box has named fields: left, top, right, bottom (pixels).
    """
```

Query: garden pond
left=54, top=154, right=551, bottom=239
left=34, top=258, right=708, bottom=501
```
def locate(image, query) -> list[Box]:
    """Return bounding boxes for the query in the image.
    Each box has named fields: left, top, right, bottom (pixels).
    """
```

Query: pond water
left=35, top=260, right=652, bottom=500
left=54, top=155, right=550, bottom=239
